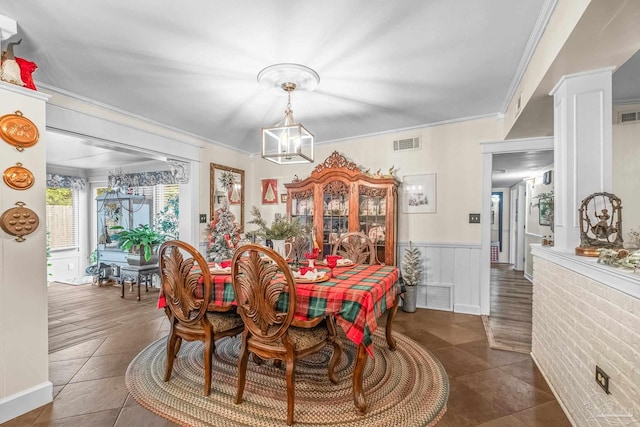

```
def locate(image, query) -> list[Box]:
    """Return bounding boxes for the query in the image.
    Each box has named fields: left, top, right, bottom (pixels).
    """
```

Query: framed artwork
left=261, top=179, right=278, bottom=204
left=539, top=200, right=551, bottom=226
left=543, top=170, right=553, bottom=185
left=402, top=173, right=436, bottom=214
left=280, top=193, right=288, bottom=203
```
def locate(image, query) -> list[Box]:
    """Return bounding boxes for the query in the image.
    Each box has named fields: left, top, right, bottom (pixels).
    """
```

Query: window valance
left=46, top=174, right=86, bottom=190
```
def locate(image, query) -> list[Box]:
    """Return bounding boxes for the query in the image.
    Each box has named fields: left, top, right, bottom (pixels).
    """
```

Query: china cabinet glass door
left=322, top=181, right=350, bottom=256
left=359, top=187, right=388, bottom=264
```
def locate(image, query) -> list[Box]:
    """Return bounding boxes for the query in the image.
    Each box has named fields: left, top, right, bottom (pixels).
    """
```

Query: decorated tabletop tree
left=207, top=171, right=241, bottom=261
left=207, top=202, right=240, bottom=262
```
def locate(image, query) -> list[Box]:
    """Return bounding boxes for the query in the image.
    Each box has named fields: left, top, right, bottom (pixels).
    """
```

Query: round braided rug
left=126, top=329, right=448, bottom=426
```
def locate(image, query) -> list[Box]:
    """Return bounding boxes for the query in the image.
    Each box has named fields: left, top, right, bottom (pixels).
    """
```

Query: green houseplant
left=247, top=206, right=307, bottom=240
left=111, top=224, right=166, bottom=263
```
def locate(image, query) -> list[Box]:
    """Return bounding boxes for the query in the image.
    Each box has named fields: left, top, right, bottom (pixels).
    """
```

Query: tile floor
left=3, top=291, right=571, bottom=426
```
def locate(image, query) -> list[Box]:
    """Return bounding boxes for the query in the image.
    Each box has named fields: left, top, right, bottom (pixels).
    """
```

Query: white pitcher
left=271, top=239, right=292, bottom=260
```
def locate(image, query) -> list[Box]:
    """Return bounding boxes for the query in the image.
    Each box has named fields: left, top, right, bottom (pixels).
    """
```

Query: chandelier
left=258, top=64, right=319, bottom=164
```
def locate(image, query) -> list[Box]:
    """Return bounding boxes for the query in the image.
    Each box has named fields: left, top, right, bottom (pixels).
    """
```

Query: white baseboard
left=453, top=304, right=482, bottom=315
left=0, top=381, right=53, bottom=424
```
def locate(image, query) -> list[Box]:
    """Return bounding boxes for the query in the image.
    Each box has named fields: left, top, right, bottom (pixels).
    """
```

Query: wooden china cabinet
left=285, top=151, right=399, bottom=265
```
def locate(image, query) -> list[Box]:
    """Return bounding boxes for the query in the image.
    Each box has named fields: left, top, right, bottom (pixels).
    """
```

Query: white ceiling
left=3, top=2, right=638, bottom=178
left=2, top=0, right=546, bottom=156
left=492, top=150, right=554, bottom=188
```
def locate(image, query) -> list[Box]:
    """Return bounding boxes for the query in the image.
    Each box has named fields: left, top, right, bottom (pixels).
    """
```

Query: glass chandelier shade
left=261, top=83, right=314, bottom=164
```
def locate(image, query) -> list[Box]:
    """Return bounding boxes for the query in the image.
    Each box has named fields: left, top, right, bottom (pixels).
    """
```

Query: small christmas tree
left=401, top=241, right=422, bottom=312
left=207, top=201, right=240, bottom=262
left=207, top=171, right=241, bottom=261
left=402, top=241, right=422, bottom=286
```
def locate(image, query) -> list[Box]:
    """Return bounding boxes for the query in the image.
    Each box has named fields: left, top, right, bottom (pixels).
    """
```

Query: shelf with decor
left=285, top=151, right=399, bottom=265
left=95, top=192, right=153, bottom=279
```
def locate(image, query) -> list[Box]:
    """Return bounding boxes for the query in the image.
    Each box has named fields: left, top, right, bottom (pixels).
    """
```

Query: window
left=46, top=187, right=79, bottom=249
left=153, top=184, right=180, bottom=239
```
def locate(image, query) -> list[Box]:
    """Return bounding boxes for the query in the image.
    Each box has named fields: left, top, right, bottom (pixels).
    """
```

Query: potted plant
left=111, top=224, right=166, bottom=265
left=247, top=206, right=307, bottom=240
left=401, top=241, right=422, bottom=312
left=247, top=206, right=307, bottom=259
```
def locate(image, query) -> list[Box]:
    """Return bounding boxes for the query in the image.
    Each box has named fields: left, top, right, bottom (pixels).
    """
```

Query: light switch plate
left=199, top=214, right=207, bottom=223
left=469, top=213, right=481, bottom=223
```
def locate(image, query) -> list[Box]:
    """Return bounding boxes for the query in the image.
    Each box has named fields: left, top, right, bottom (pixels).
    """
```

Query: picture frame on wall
left=543, top=170, right=553, bottom=185
left=539, top=200, right=551, bottom=226
left=402, top=173, right=437, bottom=214
left=261, top=179, right=278, bottom=204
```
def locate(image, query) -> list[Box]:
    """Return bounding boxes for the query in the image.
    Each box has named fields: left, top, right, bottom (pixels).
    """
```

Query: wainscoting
left=398, top=241, right=482, bottom=315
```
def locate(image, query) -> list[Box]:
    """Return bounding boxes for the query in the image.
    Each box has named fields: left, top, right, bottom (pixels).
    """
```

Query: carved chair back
left=159, top=240, right=211, bottom=327
left=332, top=231, right=377, bottom=265
left=231, top=244, right=296, bottom=347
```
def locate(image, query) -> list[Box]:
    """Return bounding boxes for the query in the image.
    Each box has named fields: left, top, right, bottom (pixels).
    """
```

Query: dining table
left=160, top=261, right=400, bottom=415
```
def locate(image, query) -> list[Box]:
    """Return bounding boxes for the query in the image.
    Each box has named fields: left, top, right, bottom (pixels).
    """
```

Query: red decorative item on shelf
left=15, top=57, right=37, bottom=90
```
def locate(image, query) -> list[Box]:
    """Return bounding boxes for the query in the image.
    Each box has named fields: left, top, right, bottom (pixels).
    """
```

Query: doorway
left=45, top=130, right=198, bottom=282
left=479, top=137, right=554, bottom=315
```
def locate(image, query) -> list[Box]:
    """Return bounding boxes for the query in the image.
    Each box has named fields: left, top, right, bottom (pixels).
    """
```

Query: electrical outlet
left=595, top=366, right=610, bottom=394
left=67, top=263, right=74, bottom=270
left=199, top=214, right=207, bottom=223
left=469, top=213, right=481, bottom=223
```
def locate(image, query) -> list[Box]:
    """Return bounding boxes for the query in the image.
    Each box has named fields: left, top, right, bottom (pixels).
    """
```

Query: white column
left=549, top=68, right=613, bottom=253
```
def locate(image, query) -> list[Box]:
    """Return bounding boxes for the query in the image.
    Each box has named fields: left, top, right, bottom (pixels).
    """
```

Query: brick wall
left=532, top=257, right=640, bottom=426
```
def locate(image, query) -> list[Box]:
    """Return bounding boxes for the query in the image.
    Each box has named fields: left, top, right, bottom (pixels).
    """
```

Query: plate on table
left=317, top=258, right=354, bottom=267
left=294, top=272, right=330, bottom=283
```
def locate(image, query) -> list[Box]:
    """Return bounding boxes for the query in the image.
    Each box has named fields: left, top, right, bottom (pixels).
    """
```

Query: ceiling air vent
left=619, top=111, right=640, bottom=124
left=393, top=137, right=421, bottom=151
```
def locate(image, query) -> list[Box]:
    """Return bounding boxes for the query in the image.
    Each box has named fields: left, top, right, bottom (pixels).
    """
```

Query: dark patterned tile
left=456, top=369, right=554, bottom=413
left=35, top=377, right=128, bottom=422
left=436, top=380, right=511, bottom=427
left=512, top=401, right=572, bottom=426
left=456, top=339, right=530, bottom=368
left=49, top=358, right=89, bottom=386
left=33, top=409, right=120, bottom=427
left=431, top=346, right=492, bottom=378
left=498, top=358, right=552, bottom=394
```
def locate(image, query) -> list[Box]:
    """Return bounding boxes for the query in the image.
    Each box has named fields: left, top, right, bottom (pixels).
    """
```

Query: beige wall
left=245, top=116, right=501, bottom=245
left=0, top=83, right=51, bottom=422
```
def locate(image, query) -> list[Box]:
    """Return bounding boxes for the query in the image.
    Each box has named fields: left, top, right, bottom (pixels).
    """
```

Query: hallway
left=483, top=264, right=533, bottom=354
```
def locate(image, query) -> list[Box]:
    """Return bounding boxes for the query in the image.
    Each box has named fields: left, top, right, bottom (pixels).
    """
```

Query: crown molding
left=499, top=0, right=558, bottom=113
left=36, top=82, right=251, bottom=155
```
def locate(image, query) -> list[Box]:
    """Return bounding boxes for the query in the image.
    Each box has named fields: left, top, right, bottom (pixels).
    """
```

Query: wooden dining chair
left=231, top=243, right=342, bottom=426
left=332, top=231, right=378, bottom=265
left=159, top=240, right=244, bottom=396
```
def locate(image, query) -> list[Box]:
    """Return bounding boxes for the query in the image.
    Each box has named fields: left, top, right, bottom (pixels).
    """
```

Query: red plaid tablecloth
left=160, top=263, right=399, bottom=356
